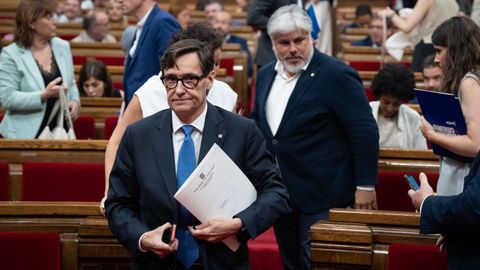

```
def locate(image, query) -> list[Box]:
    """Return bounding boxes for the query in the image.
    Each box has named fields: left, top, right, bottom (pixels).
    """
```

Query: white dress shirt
left=171, top=104, right=207, bottom=172
left=138, top=102, right=208, bottom=252
left=129, top=4, right=154, bottom=57
left=265, top=60, right=310, bottom=136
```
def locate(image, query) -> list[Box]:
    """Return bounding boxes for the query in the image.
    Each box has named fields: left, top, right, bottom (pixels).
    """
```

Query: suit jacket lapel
left=276, top=50, right=321, bottom=134
left=20, top=48, right=44, bottom=91
left=51, top=40, right=67, bottom=82
left=151, top=110, right=178, bottom=213
left=127, top=5, right=158, bottom=70
left=258, top=67, right=277, bottom=138
left=199, top=103, right=225, bottom=162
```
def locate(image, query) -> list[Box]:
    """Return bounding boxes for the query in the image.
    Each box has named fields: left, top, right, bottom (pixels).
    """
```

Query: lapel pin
left=310, top=73, right=315, bottom=77
left=218, top=134, right=223, bottom=139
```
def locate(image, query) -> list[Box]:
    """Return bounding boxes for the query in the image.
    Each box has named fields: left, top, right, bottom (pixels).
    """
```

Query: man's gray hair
left=267, top=4, right=312, bottom=39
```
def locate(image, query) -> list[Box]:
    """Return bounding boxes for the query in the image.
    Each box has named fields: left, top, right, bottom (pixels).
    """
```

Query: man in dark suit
left=250, top=5, right=379, bottom=270
left=120, top=0, right=180, bottom=106
left=105, top=39, right=291, bottom=270
left=409, top=157, right=480, bottom=270
left=211, top=11, right=253, bottom=77
left=247, top=0, right=297, bottom=69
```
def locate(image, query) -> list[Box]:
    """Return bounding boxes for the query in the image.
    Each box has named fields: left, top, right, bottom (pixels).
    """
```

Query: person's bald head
left=211, top=11, right=231, bottom=38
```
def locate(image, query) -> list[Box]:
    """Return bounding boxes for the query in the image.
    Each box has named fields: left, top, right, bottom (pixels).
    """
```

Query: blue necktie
left=176, top=125, right=199, bottom=269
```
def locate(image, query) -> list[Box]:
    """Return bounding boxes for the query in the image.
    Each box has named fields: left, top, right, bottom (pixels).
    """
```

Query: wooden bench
left=221, top=43, right=249, bottom=110
left=310, top=208, right=438, bottom=270
left=359, top=71, right=423, bottom=82
left=0, top=139, right=107, bottom=201
left=0, top=139, right=439, bottom=201
left=0, top=201, right=129, bottom=270
left=0, top=1, right=17, bottom=20
left=379, top=148, right=438, bottom=173
left=79, top=97, right=122, bottom=138
left=340, top=45, right=413, bottom=64
left=70, top=42, right=125, bottom=58
left=359, top=70, right=426, bottom=89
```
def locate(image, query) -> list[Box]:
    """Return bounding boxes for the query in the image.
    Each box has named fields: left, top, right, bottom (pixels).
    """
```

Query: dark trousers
left=273, top=210, right=328, bottom=270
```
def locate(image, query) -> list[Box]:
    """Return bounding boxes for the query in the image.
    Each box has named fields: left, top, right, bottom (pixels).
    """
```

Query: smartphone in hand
left=404, top=174, right=420, bottom=191
left=161, top=224, right=176, bottom=245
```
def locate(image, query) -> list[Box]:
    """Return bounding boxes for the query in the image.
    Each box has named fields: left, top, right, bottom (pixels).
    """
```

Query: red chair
left=0, top=232, right=60, bottom=270
left=96, top=55, right=125, bottom=66
left=58, top=33, right=77, bottom=41
left=113, top=81, right=124, bottom=91
left=0, top=163, right=9, bottom=200
left=376, top=171, right=439, bottom=212
left=73, top=55, right=88, bottom=65
left=364, top=87, right=376, bottom=101
left=22, top=162, right=104, bottom=201
left=73, top=115, right=95, bottom=139
left=104, top=115, right=119, bottom=140
left=220, top=58, right=235, bottom=76
left=386, top=243, right=447, bottom=270
left=248, top=227, right=283, bottom=270
left=349, top=61, right=382, bottom=71
left=349, top=61, right=412, bottom=72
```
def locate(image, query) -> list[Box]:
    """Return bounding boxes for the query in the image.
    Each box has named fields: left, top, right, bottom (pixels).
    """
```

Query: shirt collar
left=137, top=4, right=154, bottom=28
left=172, top=103, right=208, bottom=134
left=372, top=101, right=405, bottom=131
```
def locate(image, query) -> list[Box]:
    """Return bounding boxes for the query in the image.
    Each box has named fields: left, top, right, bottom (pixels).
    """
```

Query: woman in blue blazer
left=0, top=0, right=80, bottom=138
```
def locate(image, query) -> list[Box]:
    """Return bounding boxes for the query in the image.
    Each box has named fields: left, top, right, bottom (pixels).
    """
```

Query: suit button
left=272, top=139, right=279, bottom=145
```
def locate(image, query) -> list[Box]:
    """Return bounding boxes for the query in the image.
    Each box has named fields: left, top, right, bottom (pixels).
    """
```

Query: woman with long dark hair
left=79, top=59, right=122, bottom=98
left=420, top=16, right=480, bottom=195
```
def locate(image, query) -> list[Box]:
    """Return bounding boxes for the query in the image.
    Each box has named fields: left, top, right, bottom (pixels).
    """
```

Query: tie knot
left=181, top=125, right=195, bottom=137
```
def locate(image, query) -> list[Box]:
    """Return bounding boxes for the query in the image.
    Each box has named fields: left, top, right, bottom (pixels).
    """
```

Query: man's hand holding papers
left=189, top=217, right=242, bottom=243
left=174, top=144, right=257, bottom=251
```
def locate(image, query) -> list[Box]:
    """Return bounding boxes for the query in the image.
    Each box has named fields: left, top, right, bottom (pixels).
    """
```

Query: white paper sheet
left=174, top=143, right=257, bottom=250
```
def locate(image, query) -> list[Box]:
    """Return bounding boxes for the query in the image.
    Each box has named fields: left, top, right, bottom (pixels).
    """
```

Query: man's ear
left=206, top=70, right=215, bottom=88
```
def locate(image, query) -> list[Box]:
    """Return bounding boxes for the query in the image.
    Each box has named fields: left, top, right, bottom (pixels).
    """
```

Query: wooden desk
left=379, top=148, right=439, bottom=173
left=359, top=71, right=423, bottom=82
left=79, top=97, right=122, bottom=138
left=310, top=208, right=438, bottom=270
left=0, top=139, right=439, bottom=200
left=340, top=45, right=413, bottom=63
left=221, top=43, right=250, bottom=111
left=0, top=139, right=107, bottom=200
left=70, top=42, right=124, bottom=57
left=0, top=201, right=129, bottom=270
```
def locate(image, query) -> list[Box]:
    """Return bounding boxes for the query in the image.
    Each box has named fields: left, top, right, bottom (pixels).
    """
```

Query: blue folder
left=415, top=88, right=473, bottom=163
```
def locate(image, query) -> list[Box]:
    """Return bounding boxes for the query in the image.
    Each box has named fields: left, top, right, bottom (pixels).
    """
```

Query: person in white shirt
left=101, top=23, right=238, bottom=212
left=370, top=63, right=427, bottom=149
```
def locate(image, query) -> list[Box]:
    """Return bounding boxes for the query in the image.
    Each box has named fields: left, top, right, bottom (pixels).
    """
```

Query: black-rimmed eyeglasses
left=160, top=75, right=206, bottom=90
